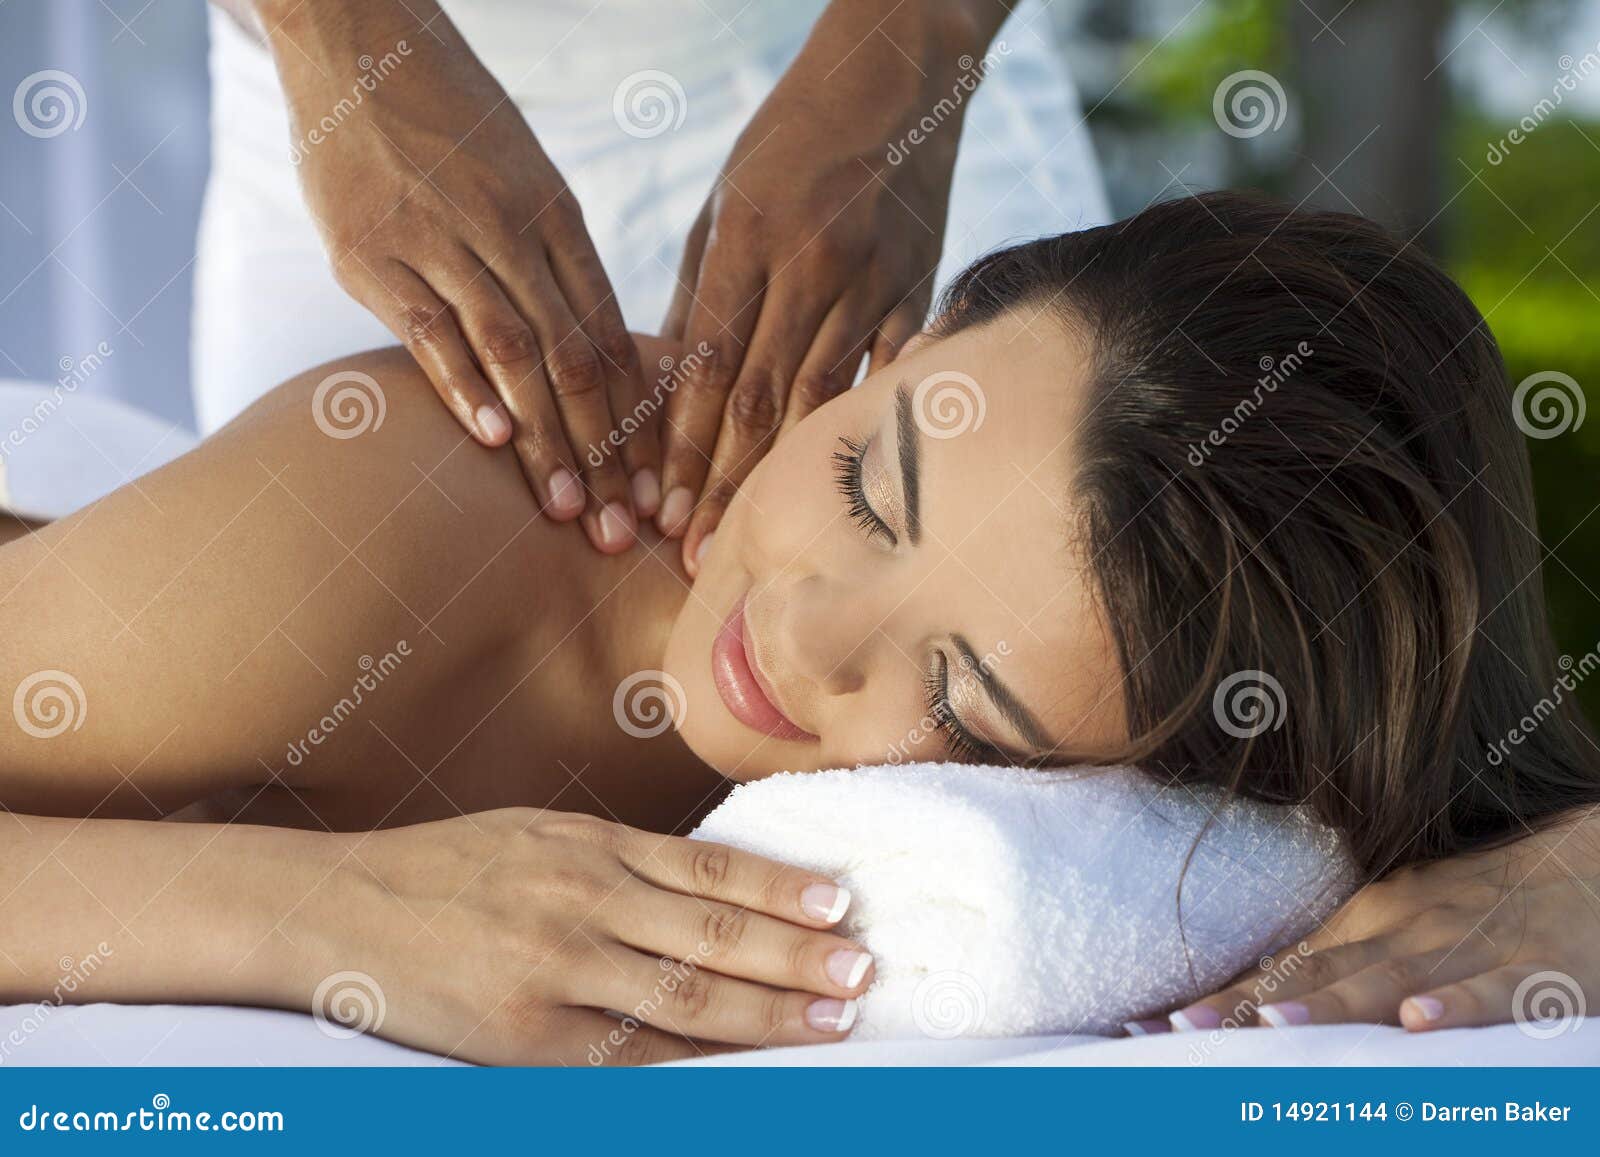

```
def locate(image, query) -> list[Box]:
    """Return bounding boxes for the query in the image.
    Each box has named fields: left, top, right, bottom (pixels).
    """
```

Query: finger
left=661, top=207, right=712, bottom=341
left=495, top=253, right=637, bottom=553
left=1400, top=963, right=1579, bottom=1032
left=614, top=880, right=874, bottom=999
left=553, top=1007, right=736, bottom=1066
left=681, top=289, right=830, bottom=575
left=1258, top=941, right=1504, bottom=1029
left=367, top=262, right=510, bottom=447
left=868, top=301, right=927, bottom=375
left=583, top=942, right=859, bottom=1047
left=656, top=243, right=763, bottom=540
left=1169, top=938, right=1390, bottom=1031
left=542, top=232, right=663, bottom=518
left=780, top=291, right=875, bottom=435
left=619, top=832, right=853, bottom=930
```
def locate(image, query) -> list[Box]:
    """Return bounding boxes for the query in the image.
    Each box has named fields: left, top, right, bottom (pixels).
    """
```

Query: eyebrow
left=894, top=384, right=922, bottom=545
left=952, top=635, right=1051, bottom=752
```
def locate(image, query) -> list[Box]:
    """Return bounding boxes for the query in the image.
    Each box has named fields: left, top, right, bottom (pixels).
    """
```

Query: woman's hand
left=295, top=809, right=874, bottom=1065
left=1167, top=813, right=1600, bottom=1034
left=260, top=0, right=655, bottom=551
left=656, top=1, right=1008, bottom=573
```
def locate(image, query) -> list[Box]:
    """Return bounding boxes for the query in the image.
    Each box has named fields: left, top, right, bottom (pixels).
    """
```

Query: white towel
left=692, top=764, right=1356, bottom=1040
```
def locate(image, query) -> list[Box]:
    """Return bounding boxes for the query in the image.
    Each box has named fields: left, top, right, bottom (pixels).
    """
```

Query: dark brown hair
left=935, top=190, right=1600, bottom=877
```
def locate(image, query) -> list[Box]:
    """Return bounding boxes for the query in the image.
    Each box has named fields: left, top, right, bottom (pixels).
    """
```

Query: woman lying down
left=2, top=192, right=1598, bottom=1064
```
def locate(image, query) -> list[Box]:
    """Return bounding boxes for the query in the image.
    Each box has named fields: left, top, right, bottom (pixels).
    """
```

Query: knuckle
left=1289, top=948, right=1339, bottom=991
left=477, top=323, right=540, bottom=367
left=786, top=935, right=818, bottom=982
left=1373, top=956, right=1424, bottom=993
left=726, top=372, right=783, bottom=436
left=592, top=323, right=637, bottom=373
left=688, top=340, right=741, bottom=396
left=398, top=306, right=446, bottom=350
left=544, top=343, right=607, bottom=399
left=764, top=990, right=794, bottom=1036
left=688, top=845, right=733, bottom=895
left=670, top=970, right=716, bottom=1022
left=498, top=990, right=555, bottom=1038
left=791, top=371, right=842, bottom=412
left=699, top=905, right=750, bottom=957
left=610, top=1026, right=666, bottom=1067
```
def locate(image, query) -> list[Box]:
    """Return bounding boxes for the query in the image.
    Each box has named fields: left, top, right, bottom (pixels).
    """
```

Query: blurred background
left=1, top=0, right=1596, bottom=717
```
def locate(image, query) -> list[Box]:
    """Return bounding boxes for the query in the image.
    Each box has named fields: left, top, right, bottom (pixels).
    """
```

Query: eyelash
left=831, top=436, right=895, bottom=545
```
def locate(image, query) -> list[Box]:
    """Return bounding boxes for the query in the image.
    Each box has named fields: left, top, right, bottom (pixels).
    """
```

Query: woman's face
left=663, top=312, right=1127, bottom=781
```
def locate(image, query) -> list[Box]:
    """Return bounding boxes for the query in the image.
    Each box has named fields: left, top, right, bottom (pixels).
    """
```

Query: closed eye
left=832, top=436, right=896, bottom=546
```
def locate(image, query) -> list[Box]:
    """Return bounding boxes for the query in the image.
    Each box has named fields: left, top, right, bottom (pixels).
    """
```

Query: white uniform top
left=193, top=0, right=1108, bottom=432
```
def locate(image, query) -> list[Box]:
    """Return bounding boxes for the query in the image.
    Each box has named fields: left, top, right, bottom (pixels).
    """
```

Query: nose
left=781, top=573, right=872, bottom=697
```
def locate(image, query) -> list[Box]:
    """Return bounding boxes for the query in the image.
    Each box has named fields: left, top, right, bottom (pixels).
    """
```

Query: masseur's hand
left=296, top=810, right=872, bottom=1065
left=259, top=0, right=654, bottom=551
left=658, top=1, right=1008, bottom=573
left=1167, top=811, right=1600, bottom=1034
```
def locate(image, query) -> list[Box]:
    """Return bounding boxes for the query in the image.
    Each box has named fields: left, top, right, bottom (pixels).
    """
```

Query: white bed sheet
left=2, top=1003, right=1593, bottom=1066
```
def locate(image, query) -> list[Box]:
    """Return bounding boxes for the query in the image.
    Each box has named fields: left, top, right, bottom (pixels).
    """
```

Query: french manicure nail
left=1407, top=995, right=1445, bottom=1022
left=476, top=405, right=510, bottom=443
left=547, top=468, right=582, bottom=516
left=1169, top=1005, right=1224, bottom=1032
left=805, top=998, right=858, bottom=1033
left=1122, top=1019, right=1171, bottom=1037
left=631, top=469, right=661, bottom=518
left=826, top=949, right=872, bottom=989
left=1258, top=1001, right=1311, bottom=1028
left=597, top=502, right=635, bottom=549
left=657, top=486, right=693, bottom=535
left=800, top=883, right=851, bottom=924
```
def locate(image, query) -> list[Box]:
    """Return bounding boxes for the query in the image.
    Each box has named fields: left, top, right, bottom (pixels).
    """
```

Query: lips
left=712, top=595, right=816, bottom=742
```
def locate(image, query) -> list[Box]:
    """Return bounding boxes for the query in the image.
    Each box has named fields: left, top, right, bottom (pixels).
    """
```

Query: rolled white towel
left=692, top=764, right=1356, bottom=1040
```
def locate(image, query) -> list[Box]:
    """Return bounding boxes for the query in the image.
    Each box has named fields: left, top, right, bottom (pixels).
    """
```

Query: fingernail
left=805, top=998, right=858, bottom=1033
left=1258, top=1001, right=1311, bottom=1028
left=476, top=404, right=510, bottom=443
left=597, top=502, right=635, bottom=549
left=547, top=468, right=583, bottom=516
left=630, top=469, right=661, bottom=519
left=1169, top=1005, right=1223, bottom=1032
left=1406, top=995, right=1445, bottom=1023
left=825, top=949, right=872, bottom=990
left=694, top=532, right=715, bottom=570
left=800, top=883, right=851, bottom=924
left=1122, top=1019, right=1171, bottom=1037
left=657, top=486, right=693, bottom=535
